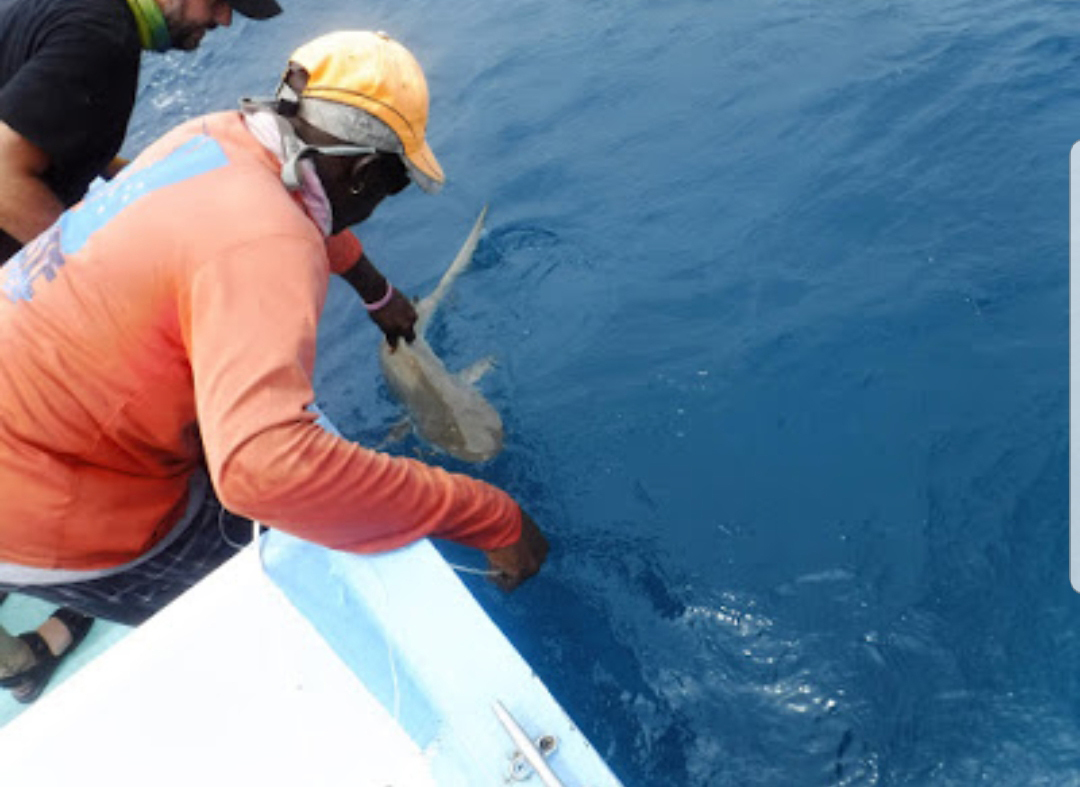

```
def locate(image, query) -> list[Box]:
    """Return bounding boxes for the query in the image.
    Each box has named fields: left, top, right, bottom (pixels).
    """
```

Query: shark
left=378, top=206, right=504, bottom=463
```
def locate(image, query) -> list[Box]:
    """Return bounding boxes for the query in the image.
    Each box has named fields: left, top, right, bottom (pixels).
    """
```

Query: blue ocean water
left=124, top=1, right=1074, bottom=784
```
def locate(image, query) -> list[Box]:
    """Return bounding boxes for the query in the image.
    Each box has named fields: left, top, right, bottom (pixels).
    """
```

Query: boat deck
left=0, top=534, right=623, bottom=786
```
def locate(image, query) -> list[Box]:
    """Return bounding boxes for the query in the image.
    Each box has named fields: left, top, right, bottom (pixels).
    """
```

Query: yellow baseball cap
left=287, top=31, right=444, bottom=193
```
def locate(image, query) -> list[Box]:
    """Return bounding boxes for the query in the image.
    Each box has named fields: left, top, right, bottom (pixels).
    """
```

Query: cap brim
left=229, top=0, right=281, bottom=20
left=405, top=140, right=444, bottom=194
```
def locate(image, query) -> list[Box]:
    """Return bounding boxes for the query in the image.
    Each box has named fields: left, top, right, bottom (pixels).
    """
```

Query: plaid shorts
left=0, top=487, right=253, bottom=626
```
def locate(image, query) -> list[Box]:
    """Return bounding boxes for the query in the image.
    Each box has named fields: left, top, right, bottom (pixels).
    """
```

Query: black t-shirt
left=0, top=0, right=141, bottom=257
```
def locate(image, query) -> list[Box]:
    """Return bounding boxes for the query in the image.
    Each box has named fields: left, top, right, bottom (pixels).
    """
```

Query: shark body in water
left=379, top=207, right=503, bottom=463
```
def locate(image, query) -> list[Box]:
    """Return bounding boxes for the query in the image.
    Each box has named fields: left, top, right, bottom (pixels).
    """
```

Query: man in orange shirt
left=0, top=30, right=548, bottom=697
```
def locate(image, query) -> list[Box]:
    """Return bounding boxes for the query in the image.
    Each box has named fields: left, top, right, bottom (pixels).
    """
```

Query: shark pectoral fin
left=458, top=355, right=498, bottom=386
left=380, top=417, right=413, bottom=448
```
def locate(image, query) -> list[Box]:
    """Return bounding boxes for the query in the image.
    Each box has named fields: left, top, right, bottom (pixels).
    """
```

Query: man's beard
left=168, top=22, right=213, bottom=51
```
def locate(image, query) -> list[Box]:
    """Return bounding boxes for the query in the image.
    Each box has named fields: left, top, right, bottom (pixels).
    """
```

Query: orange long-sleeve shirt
left=0, top=111, right=521, bottom=571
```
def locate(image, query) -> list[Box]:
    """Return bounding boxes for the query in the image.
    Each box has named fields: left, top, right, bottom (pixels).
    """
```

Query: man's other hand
left=484, top=510, right=549, bottom=591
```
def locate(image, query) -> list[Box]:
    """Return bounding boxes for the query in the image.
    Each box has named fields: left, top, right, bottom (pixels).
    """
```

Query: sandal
left=0, top=608, right=94, bottom=704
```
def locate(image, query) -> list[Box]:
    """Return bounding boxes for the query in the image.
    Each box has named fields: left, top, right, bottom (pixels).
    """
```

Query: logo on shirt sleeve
left=1, top=227, right=64, bottom=303
left=61, top=136, right=230, bottom=256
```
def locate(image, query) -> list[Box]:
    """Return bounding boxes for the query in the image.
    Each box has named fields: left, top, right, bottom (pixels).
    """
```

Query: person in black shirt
left=0, top=0, right=282, bottom=263
left=0, top=0, right=280, bottom=704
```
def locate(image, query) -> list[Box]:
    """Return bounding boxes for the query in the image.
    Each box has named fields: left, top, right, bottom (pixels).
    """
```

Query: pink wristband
left=364, top=283, right=394, bottom=312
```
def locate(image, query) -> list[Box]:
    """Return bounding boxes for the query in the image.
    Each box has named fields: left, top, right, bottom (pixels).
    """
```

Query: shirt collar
left=241, top=107, right=334, bottom=237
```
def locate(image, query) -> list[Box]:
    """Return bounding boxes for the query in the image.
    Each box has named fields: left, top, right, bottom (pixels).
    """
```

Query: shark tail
left=416, top=205, right=489, bottom=330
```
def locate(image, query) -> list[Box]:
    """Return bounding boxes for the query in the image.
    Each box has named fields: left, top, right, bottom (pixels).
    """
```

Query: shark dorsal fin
left=415, top=205, right=488, bottom=333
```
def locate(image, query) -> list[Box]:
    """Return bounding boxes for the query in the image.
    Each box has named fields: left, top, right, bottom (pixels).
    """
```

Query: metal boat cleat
left=493, top=700, right=570, bottom=786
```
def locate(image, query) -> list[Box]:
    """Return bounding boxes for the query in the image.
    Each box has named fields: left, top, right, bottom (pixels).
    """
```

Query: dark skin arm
left=483, top=509, right=550, bottom=591
left=339, top=251, right=418, bottom=348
